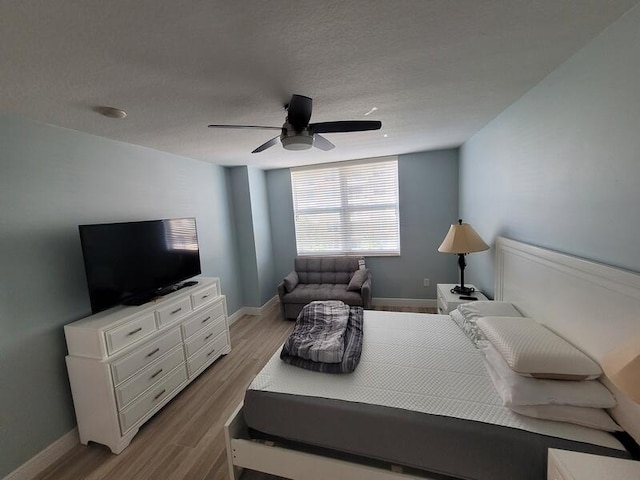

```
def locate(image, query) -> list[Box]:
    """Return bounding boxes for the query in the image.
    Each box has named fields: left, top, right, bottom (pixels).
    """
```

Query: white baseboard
left=227, top=295, right=279, bottom=325
left=372, top=297, right=437, bottom=308
left=3, top=428, right=79, bottom=480
left=227, top=309, right=244, bottom=326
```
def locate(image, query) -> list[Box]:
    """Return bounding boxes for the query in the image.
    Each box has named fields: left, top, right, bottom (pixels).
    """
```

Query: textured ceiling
left=1, top=0, right=638, bottom=169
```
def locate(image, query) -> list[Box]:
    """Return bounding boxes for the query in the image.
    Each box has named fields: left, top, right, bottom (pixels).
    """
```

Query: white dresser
left=64, top=277, right=230, bottom=454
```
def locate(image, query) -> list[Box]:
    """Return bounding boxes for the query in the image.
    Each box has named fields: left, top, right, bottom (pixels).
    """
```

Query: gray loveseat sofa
left=277, top=256, right=372, bottom=320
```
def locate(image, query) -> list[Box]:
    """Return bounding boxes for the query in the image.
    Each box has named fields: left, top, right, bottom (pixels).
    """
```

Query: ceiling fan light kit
left=281, top=135, right=314, bottom=151
left=208, top=94, right=382, bottom=153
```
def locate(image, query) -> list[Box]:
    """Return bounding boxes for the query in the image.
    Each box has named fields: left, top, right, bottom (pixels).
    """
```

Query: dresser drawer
left=114, top=346, right=185, bottom=409
left=181, top=301, right=225, bottom=339
left=191, top=282, right=219, bottom=309
left=187, top=332, right=228, bottom=377
left=118, top=364, right=188, bottom=434
left=184, top=317, right=227, bottom=358
left=111, top=328, right=182, bottom=385
left=155, top=297, right=192, bottom=328
left=104, top=313, right=157, bottom=355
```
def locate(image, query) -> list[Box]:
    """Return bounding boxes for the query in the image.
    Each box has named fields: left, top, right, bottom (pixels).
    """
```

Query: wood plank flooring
left=35, top=303, right=434, bottom=480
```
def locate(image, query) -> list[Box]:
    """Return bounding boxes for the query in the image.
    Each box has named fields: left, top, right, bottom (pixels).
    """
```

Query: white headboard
left=494, top=237, right=640, bottom=443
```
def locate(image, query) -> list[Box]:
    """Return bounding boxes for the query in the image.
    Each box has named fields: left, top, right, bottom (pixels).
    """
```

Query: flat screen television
left=79, top=217, right=202, bottom=314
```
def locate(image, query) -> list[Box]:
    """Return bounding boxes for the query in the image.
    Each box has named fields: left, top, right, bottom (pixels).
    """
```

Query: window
left=291, top=157, right=400, bottom=256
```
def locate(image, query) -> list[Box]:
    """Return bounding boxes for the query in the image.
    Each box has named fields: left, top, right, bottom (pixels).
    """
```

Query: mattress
left=244, top=311, right=628, bottom=480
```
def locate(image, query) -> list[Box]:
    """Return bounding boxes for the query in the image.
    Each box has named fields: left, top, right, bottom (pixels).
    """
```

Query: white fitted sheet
left=248, top=310, right=623, bottom=451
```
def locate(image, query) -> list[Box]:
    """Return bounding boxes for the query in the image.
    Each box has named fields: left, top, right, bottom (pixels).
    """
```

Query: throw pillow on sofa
left=283, top=271, right=299, bottom=293
left=347, top=269, right=368, bottom=291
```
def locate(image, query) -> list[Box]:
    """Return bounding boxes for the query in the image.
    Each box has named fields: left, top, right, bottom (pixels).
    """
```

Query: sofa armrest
left=361, top=275, right=372, bottom=309
left=277, top=281, right=287, bottom=320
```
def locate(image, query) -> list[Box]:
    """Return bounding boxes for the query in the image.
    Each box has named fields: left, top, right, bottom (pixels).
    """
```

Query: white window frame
left=290, top=156, right=400, bottom=256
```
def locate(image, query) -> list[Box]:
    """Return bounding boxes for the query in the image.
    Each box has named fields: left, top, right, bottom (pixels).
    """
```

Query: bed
left=225, top=237, right=640, bottom=480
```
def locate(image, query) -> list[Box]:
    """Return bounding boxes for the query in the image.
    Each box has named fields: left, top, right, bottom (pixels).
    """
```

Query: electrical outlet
left=423, top=278, right=430, bottom=287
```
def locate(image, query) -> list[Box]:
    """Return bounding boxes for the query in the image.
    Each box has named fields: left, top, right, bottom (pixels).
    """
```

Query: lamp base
left=450, top=285, right=475, bottom=296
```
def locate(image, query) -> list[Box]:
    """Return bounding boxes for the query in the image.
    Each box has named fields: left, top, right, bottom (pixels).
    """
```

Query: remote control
left=459, top=295, right=478, bottom=301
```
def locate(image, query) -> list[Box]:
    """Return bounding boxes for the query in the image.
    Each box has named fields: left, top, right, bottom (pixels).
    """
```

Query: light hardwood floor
left=35, top=303, right=434, bottom=480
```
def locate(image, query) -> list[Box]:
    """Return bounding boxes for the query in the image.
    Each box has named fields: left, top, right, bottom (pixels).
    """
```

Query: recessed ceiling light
left=93, top=106, right=127, bottom=119
left=383, top=134, right=388, bottom=138
left=364, top=107, right=378, bottom=116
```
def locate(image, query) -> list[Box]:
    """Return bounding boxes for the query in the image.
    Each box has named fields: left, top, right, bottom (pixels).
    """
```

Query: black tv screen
left=79, top=217, right=201, bottom=314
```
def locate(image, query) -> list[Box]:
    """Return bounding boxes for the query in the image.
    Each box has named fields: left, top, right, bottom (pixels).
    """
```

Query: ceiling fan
left=208, top=94, right=382, bottom=153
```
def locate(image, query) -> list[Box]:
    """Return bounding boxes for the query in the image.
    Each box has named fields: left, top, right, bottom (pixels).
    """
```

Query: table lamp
left=438, top=219, right=489, bottom=295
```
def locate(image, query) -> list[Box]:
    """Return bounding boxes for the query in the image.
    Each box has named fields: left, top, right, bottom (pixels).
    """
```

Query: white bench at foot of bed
left=224, top=402, right=435, bottom=480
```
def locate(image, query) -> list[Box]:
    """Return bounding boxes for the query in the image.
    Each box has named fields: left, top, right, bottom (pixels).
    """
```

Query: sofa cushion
left=347, top=269, right=369, bottom=291
left=295, top=257, right=362, bottom=284
left=283, top=271, right=299, bottom=293
left=282, top=283, right=363, bottom=306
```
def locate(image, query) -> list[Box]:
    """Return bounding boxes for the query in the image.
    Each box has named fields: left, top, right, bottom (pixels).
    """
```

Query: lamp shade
left=438, top=221, right=490, bottom=254
left=602, top=334, right=640, bottom=403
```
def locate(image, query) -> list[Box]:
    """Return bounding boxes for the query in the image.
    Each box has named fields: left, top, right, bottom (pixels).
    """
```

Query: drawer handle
left=146, top=348, right=160, bottom=357
left=201, top=316, right=211, bottom=324
left=206, top=348, right=216, bottom=357
left=127, top=327, right=143, bottom=336
left=204, top=333, right=213, bottom=340
left=153, top=389, right=166, bottom=401
left=150, top=368, right=164, bottom=379
left=170, top=307, right=183, bottom=315
left=202, top=294, right=210, bottom=299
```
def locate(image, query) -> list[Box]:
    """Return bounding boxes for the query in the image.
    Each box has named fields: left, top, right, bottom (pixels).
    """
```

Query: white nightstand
left=436, top=283, right=488, bottom=314
left=548, top=449, right=640, bottom=480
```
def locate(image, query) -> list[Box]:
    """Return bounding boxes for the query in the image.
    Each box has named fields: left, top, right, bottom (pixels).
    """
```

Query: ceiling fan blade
left=252, top=136, right=281, bottom=153
left=313, top=134, right=335, bottom=151
left=287, top=94, right=313, bottom=131
left=310, top=120, right=382, bottom=134
left=208, top=124, right=281, bottom=130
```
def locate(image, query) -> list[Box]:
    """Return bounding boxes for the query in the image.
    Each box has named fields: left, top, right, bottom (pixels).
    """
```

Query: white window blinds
left=291, top=157, right=400, bottom=256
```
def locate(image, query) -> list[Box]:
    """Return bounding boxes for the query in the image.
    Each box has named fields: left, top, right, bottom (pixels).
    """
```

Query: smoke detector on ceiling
left=93, top=106, right=127, bottom=119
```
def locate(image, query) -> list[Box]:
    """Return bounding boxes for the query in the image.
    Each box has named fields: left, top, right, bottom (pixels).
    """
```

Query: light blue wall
left=228, top=166, right=276, bottom=307
left=0, top=114, right=240, bottom=478
left=247, top=167, right=276, bottom=305
left=459, top=5, right=640, bottom=297
left=266, top=169, right=297, bottom=281
left=368, top=150, right=459, bottom=298
left=266, top=150, right=460, bottom=298
left=228, top=167, right=260, bottom=307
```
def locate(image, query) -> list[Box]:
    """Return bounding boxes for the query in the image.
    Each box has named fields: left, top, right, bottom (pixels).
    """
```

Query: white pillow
left=477, top=316, right=602, bottom=380
left=480, top=342, right=615, bottom=408
left=509, top=405, right=622, bottom=432
left=450, top=309, right=482, bottom=345
left=451, top=301, right=523, bottom=345
left=457, top=301, right=522, bottom=320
